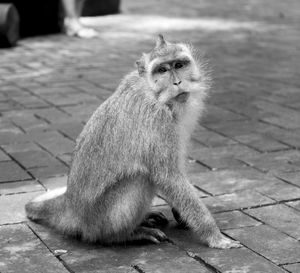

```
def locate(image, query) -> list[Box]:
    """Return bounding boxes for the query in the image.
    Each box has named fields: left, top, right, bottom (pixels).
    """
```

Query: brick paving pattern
left=0, top=0, right=300, bottom=272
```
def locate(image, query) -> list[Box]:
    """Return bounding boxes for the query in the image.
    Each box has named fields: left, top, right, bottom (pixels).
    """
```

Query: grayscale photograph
left=0, top=0, right=299, bottom=272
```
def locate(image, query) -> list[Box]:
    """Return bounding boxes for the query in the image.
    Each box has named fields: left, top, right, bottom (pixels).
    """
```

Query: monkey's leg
left=157, top=174, right=241, bottom=249
left=172, top=208, right=189, bottom=229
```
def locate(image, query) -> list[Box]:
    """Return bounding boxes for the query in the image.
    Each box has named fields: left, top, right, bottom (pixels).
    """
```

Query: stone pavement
left=1, top=0, right=300, bottom=272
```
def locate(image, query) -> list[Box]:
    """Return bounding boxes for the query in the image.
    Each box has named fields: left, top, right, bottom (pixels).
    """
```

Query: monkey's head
left=136, top=34, right=208, bottom=105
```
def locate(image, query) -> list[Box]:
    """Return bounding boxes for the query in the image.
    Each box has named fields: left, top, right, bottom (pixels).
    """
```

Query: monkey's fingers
left=134, top=227, right=168, bottom=244
left=141, top=211, right=169, bottom=228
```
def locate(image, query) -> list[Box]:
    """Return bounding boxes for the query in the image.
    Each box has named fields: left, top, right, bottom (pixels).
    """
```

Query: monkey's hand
left=141, top=212, right=169, bottom=228
left=132, top=226, right=168, bottom=244
left=206, top=232, right=242, bottom=249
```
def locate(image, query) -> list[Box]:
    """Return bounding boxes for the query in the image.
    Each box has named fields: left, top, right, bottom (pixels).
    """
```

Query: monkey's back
left=66, top=71, right=171, bottom=200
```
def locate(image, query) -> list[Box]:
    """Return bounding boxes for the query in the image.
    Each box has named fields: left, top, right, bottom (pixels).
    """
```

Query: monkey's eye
left=174, top=62, right=183, bottom=69
left=157, top=67, right=167, bottom=73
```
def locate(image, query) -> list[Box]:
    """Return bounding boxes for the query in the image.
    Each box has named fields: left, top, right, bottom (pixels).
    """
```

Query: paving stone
left=242, top=150, right=300, bottom=173
left=57, top=153, right=73, bottom=166
left=275, top=171, right=300, bottom=187
left=265, top=127, right=300, bottom=149
left=202, top=104, right=246, bottom=125
left=0, top=191, right=43, bottom=224
left=205, top=120, right=270, bottom=138
left=61, top=103, right=99, bottom=122
left=283, top=263, right=300, bottom=273
left=0, top=161, right=31, bottom=182
left=246, top=204, right=300, bottom=240
left=235, top=133, right=289, bottom=152
left=34, top=108, right=71, bottom=124
left=0, top=223, right=69, bottom=273
left=11, top=150, right=61, bottom=169
left=12, top=95, right=50, bottom=108
left=29, top=223, right=209, bottom=273
left=0, top=149, right=10, bottom=161
left=189, top=145, right=255, bottom=170
left=165, top=226, right=285, bottom=273
left=40, top=175, right=68, bottom=190
left=0, top=126, right=27, bottom=145
left=186, top=159, right=210, bottom=173
left=202, top=196, right=229, bottom=213
left=10, top=113, right=49, bottom=132
left=53, top=121, right=83, bottom=141
left=133, top=243, right=211, bottom=273
left=30, top=86, right=80, bottom=95
left=0, top=100, right=22, bottom=111
left=286, top=200, right=300, bottom=211
left=29, top=163, right=69, bottom=180
left=225, top=225, right=300, bottom=265
left=189, top=168, right=279, bottom=195
left=2, top=142, right=41, bottom=153
left=28, top=131, right=75, bottom=156
left=256, top=180, right=300, bottom=201
left=262, top=113, right=300, bottom=129
left=214, top=210, right=261, bottom=230
left=0, top=180, right=44, bottom=195
left=41, top=92, right=100, bottom=107
left=216, top=189, right=275, bottom=210
left=192, top=126, right=237, bottom=147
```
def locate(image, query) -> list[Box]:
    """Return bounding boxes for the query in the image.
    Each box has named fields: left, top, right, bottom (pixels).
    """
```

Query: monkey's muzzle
left=175, top=92, right=189, bottom=103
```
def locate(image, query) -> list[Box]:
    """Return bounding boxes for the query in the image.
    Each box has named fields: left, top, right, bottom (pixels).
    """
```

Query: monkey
left=25, top=35, right=241, bottom=249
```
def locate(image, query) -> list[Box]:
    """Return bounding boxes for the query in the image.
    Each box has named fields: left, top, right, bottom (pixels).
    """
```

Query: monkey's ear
left=136, top=56, right=146, bottom=76
left=155, top=34, right=167, bottom=48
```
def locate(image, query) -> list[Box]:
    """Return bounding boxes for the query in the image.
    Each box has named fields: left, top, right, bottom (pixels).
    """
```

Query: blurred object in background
left=0, top=0, right=61, bottom=37
left=0, top=3, right=19, bottom=47
left=62, top=0, right=98, bottom=38
left=83, top=0, right=120, bottom=16
left=0, top=0, right=120, bottom=40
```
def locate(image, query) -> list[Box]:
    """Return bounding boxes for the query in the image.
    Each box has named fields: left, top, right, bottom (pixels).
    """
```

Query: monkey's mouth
left=175, top=92, right=189, bottom=103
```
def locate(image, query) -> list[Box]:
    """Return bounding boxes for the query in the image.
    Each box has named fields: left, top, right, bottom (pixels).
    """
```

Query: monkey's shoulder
left=116, top=70, right=146, bottom=94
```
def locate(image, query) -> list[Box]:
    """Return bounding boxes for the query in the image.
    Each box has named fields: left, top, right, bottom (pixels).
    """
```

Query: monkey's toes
left=208, top=234, right=242, bottom=249
left=172, top=208, right=189, bottom=229
left=134, top=227, right=168, bottom=244
left=141, top=211, right=169, bottom=228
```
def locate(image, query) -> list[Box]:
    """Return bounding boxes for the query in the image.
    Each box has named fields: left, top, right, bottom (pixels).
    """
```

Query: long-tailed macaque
left=26, top=35, right=240, bottom=249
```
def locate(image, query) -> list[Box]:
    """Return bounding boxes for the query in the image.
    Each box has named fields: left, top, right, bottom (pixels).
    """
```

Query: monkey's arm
left=154, top=172, right=240, bottom=248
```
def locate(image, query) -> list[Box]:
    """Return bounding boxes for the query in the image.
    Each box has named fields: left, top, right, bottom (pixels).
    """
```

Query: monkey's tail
left=25, top=187, right=66, bottom=225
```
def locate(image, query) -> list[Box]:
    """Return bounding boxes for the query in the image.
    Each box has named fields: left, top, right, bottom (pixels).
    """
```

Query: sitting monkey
left=26, top=35, right=240, bottom=249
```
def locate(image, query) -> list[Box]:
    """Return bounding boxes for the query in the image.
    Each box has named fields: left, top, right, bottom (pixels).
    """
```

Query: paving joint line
left=33, top=141, right=72, bottom=168
left=26, top=223, right=75, bottom=273
left=223, top=228, right=291, bottom=272
left=187, top=251, right=221, bottom=273
left=131, top=265, right=145, bottom=273
left=0, top=147, right=36, bottom=181
left=241, top=210, right=300, bottom=241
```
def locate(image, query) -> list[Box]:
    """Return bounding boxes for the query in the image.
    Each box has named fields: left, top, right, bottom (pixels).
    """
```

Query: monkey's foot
left=141, top=212, right=169, bottom=228
left=132, top=226, right=168, bottom=244
left=172, top=208, right=189, bottom=229
left=207, top=233, right=242, bottom=249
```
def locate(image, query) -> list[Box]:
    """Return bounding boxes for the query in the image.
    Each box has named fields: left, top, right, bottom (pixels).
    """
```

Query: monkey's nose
left=173, top=81, right=182, bottom=86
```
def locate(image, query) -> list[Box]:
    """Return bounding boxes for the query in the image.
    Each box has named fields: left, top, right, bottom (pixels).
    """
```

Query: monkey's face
left=148, top=51, right=203, bottom=105
left=136, top=35, right=206, bottom=106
